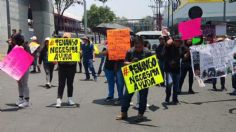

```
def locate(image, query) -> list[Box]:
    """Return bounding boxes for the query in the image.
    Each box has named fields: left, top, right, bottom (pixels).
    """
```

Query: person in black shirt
left=116, top=36, right=152, bottom=121
left=179, top=39, right=194, bottom=94
left=163, top=37, right=182, bottom=104
left=156, top=36, right=166, bottom=86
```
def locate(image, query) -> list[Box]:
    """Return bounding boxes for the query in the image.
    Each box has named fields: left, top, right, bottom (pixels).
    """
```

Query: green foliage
left=83, top=4, right=116, bottom=29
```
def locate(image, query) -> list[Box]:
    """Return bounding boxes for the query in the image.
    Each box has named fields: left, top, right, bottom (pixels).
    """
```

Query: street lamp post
left=223, top=0, right=226, bottom=23
left=6, top=0, right=11, bottom=38
left=83, top=0, right=88, bottom=35
left=167, top=0, right=170, bottom=28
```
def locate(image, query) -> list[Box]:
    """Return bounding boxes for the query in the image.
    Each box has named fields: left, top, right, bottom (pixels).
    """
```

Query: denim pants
left=121, top=88, right=149, bottom=115
left=165, top=72, right=180, bottom=102
left=104, top=68, right=124, bottom=99
left=43, top=63, right=55, bottom=83
left=212, top=77, right=225, bottom=88
left=83, top=59, right=97, bottom=79
left=179, top=63, right=194, bottom=92
left=18, top=70, right=30, bottom=99
left=58, top=65, right=76, bottom=99
left=232, top=73, right=236, bottom=89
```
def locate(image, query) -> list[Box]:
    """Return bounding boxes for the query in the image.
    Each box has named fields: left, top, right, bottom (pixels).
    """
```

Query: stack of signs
left=48, top=38, right=81, bottom=62
left=107, top=29, right=131, bottom=61
left=122, top=55, right=164, bottom=94
left=0, top=45, right=34, bottom=80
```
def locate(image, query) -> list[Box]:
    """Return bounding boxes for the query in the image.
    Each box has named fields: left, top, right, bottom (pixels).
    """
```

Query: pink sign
left=0, top=45, right=34, bottom=80
left=178, top=18, right=202, bottom=40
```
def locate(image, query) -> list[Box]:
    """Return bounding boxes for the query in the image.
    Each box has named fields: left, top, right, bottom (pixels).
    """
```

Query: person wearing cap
left=81, top=36, right=97, bottom=81
left=212, top=37, right=226, bottom=91
left=55, top=32, right=77, bottom=108
left=39, top=37, right=55, bottom=88
left=163, top=36, right=182, bottom=104
left=30, top=36, right=41, bottom=73
left=10, top=33, right=31, bottom=108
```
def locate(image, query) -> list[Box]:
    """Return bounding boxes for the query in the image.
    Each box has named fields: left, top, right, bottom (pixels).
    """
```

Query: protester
left=179, top=39, right=194, bottom=94
left=212, top=37, right=226, bottom=91
left=7, top=29, right=17, bottom=54
left=230, top=52, right=236, bottom=95
left=30, top=36, right=41, bottom=73
left=39, top=37, right=55, bottom=89
left=156, top=36, right=165, bottom=86
left=81, top=36, right=97, bottom=81
left=163, top=36, right=182, bottom=104
left=116, top=36, right=152, bottom=121
left=102, top=50, right=124, bottom=104
left=56, top=33, right=77, bottom=108
left=10, top=33, right=31, bottom=108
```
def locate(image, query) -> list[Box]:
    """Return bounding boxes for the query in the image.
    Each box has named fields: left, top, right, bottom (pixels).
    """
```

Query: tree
left=84, top=4, right=116, bottom=29
left=53, top=0, right=80, bottom=34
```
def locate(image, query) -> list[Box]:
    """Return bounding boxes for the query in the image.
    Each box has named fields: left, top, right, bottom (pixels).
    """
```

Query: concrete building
left=162, top=0, right=236, bottom=36
left=0, top=0, right=54, bottom=55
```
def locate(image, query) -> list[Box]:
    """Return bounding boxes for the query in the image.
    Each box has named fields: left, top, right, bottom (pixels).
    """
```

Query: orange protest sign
left=107, top=28, right=131, bottom=60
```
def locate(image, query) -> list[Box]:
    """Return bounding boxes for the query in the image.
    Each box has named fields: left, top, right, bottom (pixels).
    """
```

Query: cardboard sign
left=122, top=55, right=164, bottom=94
left=48, top=38, right=81, bottom=62
left=94, top=44, right=100, bottom=55
left=0, top=46, right=34, bottom=80
left=29, top=42, right=40, bottom=54
left=107, top=29, right=131, bottom=60
left=178, top=18, right=202, bottom=40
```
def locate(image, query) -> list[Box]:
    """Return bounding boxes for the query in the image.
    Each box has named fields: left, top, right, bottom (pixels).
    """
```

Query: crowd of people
left=3, top=27, right=236, bottom=122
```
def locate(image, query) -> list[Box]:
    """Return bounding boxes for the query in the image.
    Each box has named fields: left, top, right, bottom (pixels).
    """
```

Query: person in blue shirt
left=81, top=36, right=97, bottom=81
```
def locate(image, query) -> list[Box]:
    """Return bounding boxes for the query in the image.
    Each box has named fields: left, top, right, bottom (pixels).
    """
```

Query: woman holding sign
left=116, top=37, right=152, bottom=121
left=11, top=34, right=31, bottom=108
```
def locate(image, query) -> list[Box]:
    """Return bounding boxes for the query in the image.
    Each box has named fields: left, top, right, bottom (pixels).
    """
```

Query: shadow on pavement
left=0, top=103, right=20, bottom=112
left=148, top=105, right=160, bottom=112
left=178, top=91, right=199, bottom=95
left=181, top=99, right=236, bottom=105
left=228, top=93, right=236, bottom=96
left=46, top=103, right=80, bottom=108
left=92, top=98, right=120, bottom=106
left=229, top=108, right=236, bottom=114
left=123, top=116, right=158, bottom=127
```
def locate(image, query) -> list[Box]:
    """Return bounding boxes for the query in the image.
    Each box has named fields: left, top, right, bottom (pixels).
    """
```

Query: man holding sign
left=116, top=37, right=158, bottom=121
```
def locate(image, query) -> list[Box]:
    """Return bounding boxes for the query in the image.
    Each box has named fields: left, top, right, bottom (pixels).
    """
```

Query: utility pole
left=6, top=0, right=11, bottom=38
left=83, top=0, right=87, bottom=35
left=223, top=0, right=226, bottom=23
left=168, top=0, right=170, bottom=28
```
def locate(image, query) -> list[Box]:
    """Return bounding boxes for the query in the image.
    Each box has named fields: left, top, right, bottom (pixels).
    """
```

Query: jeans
left=165, top=72, right=180, bottom=102
left=212, top=77, right=225, bottom=88
left=104, top=68, right=124, bottom=99
left=121, top=89, right=149, bottom=115
left=179, top=63, right=193, bottom=92
left=58, top=65, right=76, bottom=99
left=18, top=70, right=30, bottom=99
left=83, top=59, right=97, bottom=79
left=97, top=56, right=105, bottom=75
left=232, top=73, right=236, bottom=89
left=43, top=63, right=54, bottom=83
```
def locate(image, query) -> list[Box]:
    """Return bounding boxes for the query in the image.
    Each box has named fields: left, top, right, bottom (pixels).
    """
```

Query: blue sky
left=66, top=0, right=154, bottom=20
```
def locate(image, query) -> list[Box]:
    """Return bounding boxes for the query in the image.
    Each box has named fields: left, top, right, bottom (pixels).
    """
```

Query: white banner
left=190, top=40, right=236, bottom=80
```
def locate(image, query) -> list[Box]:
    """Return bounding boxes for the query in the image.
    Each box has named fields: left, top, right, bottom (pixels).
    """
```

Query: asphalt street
left=0, top=59, right=236, bottom=132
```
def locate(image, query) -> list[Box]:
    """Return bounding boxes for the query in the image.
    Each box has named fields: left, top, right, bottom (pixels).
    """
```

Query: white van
left=136, top=31, right=162, bottom=50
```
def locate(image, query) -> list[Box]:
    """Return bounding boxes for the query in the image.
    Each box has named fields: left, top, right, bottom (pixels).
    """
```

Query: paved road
left=0, top=59, right=236, bottom=132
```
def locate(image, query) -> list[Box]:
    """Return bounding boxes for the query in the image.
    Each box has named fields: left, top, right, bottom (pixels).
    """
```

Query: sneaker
left=56, top=98, right=62, bottom=108
left=16, top=98, right=24, bottom=106
left=188, top=90, right=195, bottom=94
left=45, top=83, right=51, bottom=89
left=30, top=70, right=37, bottom=73
left=146, top=103, right=151, bottom=107
left=134, top=114, right=145, bottom=122
left=68, top=97, right=75, bottom=105
left=94, top=77, right=97, bottom=82
left=105, top=97, right=113, bottom=102
left=18, top=101, right=30, bottom=108
left=116, top=112, right=128, bottom=120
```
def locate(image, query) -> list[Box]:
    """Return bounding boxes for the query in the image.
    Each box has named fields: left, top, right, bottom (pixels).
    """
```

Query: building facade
left=0, top=0, right=54, bottom=54
left=162, top=0, right=236, bottom=36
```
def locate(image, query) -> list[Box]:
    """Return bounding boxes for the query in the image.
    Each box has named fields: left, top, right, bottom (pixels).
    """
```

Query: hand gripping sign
left=122, top=55, right=164, bottom=94
left=29, top=42, right=40, bottom=54
left=0, top=45, right=34, bottom=80
left=48, top=38, right=81, bottom=62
